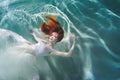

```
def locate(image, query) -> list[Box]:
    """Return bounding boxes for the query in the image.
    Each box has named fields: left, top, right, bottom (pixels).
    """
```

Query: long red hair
left=41, top=15, right=64, bottom=42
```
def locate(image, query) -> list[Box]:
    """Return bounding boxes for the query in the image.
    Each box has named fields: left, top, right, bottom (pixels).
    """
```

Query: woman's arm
left=51, top=34, right=76, bottom=57
left=30, top=29, right=46, bottom=42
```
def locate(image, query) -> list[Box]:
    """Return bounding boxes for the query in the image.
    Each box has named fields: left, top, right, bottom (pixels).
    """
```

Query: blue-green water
left=0, top=0, right=120, bottom=80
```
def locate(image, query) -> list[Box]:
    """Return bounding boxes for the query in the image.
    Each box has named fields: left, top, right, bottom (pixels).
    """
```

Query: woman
left=16, top=15, right=76, bottom=57
left=0, top=15, right=75, bottom=80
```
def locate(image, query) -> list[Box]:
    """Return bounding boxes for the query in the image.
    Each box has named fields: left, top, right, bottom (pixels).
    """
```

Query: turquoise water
left=0, top=0, right=120, bottom=80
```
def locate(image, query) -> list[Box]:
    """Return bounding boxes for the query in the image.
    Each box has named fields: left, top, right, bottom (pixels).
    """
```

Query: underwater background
left=0, top=0, right=120, bottom=80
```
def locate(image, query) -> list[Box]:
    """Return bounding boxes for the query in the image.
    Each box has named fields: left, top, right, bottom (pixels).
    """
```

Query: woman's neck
left=48, top=42, right=55, bottom=47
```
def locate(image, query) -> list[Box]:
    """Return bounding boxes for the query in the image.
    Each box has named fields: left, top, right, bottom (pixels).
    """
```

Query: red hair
left=41, top=15, right=64, bottom=42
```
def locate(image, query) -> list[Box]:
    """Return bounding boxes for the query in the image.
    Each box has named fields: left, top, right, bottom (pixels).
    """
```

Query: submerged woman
left=16, top=15, right=76, bottom=57
left=0, top=15, right=75, bottom=80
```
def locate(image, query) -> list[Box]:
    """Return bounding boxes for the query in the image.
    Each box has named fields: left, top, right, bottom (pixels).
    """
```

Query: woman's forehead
left=51, top=32, right=58, bottom=36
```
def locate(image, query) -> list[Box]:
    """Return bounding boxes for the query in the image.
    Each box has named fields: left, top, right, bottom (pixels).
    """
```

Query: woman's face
left=49, top=32, right=58, bottom=43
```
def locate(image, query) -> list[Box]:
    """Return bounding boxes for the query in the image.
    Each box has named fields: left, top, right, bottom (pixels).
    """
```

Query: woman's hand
left=67, top=33, right=76, bottom=56
left=71, top=33, right=76, bottom=42
left=30, top=28, right=46, bottom=42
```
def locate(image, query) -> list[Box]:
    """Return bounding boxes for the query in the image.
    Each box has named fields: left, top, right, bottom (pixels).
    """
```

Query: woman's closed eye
left=50, top=36, right=56, bottom=40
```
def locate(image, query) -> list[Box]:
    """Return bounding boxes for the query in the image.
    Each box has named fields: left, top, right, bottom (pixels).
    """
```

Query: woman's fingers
left=71, top=33, right=76, bottom=41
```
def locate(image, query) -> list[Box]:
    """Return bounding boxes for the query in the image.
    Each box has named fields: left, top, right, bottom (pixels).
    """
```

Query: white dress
left=34, top=41, right=52, bottom=56
left=0, top=29, right=39, bottom=80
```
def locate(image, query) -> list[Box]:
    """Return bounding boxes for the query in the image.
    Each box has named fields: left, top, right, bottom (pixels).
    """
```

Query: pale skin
left=31, top=30, right=76, bottom=57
